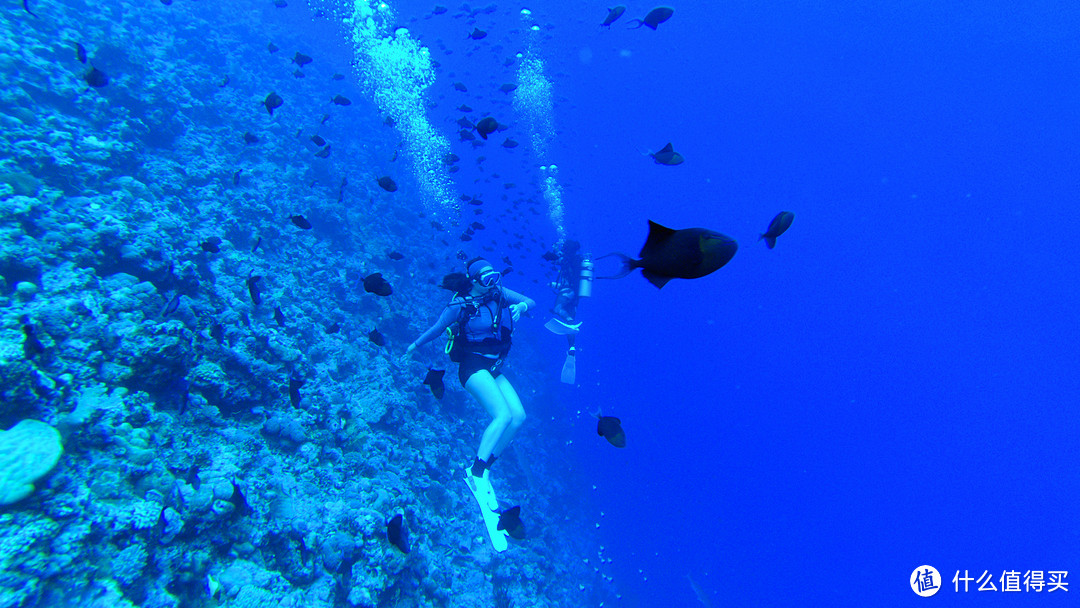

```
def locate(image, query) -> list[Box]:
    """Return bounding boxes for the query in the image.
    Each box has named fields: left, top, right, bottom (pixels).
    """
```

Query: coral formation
left=0, top=0, right=610, bottom=606
left=0, top=420, right=63, bottom=505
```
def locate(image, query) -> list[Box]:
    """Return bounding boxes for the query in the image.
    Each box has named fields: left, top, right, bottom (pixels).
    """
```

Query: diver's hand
left=510, top=302, right=527, bottom=322
left=400, top=342, right=417, bottom=362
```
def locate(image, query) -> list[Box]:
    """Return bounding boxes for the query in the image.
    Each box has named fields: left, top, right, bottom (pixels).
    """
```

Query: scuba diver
left=544, top=240, right=593, bottom=384
left=404, top=257, right=536, bottom=482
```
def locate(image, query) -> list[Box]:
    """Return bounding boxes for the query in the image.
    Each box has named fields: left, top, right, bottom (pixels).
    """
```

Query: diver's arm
left=409, top=305, right=459, bottom=350
left=501, top=287, right=536, bottom=321
left=502, top=287, right=536, bottom=310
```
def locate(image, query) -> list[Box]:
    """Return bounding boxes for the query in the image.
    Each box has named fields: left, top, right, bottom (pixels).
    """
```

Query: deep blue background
left=284, top=0, right=1080, bottom=604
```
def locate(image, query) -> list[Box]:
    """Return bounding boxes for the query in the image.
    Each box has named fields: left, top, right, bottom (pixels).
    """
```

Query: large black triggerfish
left=598, top=220, right=738, bottom=289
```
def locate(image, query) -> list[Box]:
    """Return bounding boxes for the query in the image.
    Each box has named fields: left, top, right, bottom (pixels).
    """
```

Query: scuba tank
left=578, top=256, right=594, bottom=297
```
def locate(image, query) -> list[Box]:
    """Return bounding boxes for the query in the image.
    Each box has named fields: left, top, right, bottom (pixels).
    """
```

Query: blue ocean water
left=1, top=0, right=1077, bottom=607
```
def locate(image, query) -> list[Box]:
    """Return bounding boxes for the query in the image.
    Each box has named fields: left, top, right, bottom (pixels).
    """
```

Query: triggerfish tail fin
left=626, top=19, right=643, bottom=29
left=594, top=252, right=637, bottom=279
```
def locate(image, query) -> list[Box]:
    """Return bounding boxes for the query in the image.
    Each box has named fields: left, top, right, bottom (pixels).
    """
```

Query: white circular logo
left=911, top=565, right=941, bottom=597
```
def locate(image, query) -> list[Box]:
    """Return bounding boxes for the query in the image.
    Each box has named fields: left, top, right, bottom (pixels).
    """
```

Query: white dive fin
left=561, top=349, right=577, bottom=384
left=464, top=469, right=508, bottom=552
left=544, top=318, right=581, bottom=335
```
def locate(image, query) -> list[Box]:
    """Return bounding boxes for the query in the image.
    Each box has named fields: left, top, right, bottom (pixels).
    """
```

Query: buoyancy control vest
left=444, top=288, right=513, bottom=362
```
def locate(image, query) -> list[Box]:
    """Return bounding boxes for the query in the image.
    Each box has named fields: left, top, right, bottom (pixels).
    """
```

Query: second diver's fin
left=561, top=348, right=576, bottom=385
left=544, top=318, right=581, bottom=335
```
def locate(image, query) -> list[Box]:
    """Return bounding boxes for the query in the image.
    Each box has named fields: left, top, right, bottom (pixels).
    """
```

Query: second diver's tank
left=578, top=256, right=594, bottom=297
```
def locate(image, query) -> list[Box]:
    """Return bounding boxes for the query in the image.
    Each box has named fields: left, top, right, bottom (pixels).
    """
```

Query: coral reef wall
left=0, top=1, right=607, bottom=606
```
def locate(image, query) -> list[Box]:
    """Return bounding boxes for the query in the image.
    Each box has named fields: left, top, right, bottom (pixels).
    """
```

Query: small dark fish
left=162, top=294, right=182, bottom=316
left=423, top=368, right=445, bottom=399
left=325, top=322, right=341, bottom=334
left=377, top=176, right=397, bottom=192
left=292, top=52, right=313, bottom=67
left=273, top=306, right=286, bottom=327
left=251, top=236, right=261, bottom=252
left=289, top=215, right=312, bottom=229
left=542, top=250, right=559, bottom=262
left=263, top=91, right=283, bottom=115
left=497, top=506, right=525, bottom=539
left=459, top=233, right=473, bottom=242
left=469, top=221, right=485, bottom=230
left=246, top=274, right=262, bottom=305
left=273, top=0, right=288, bottom=7
left=448, top=166, right=460, bottom=173
left=650, top=142, right=684, bottom=165
left=501, top=138, right=518, bottom=149
left=443, top=153, right=460, bottom=164
left=232, top=170, right=242, bottom=186
left=84, top=66, right=109, bottom=88
left=387, top=513, right=410, bottom=553
left=390, top=150, right=398, bottom=162
left=597, top=220, right=737, bottom=289
left=602, top=5, right=627, bottom=26
left=172, top=376, right=190, bottom=415
left=22, top=0, right=38, bottom=17
left=468, top=28, right=487, bottom=40
left=455, top=117, right=475, bottom=129
left=200, top=237, right=222, bottom=253
left=498, top=83, right=517, bottom=94
left=597, top=415, right=626, bottom=448
left=268, top=42, right=279, bottom=53
left=310, top=134, right=326, bottom=146
left=292, top=69, right=305, bottom=79
left=331, top=73, right=345, bottom=81
left=475, top=117, right=498, bottom=140
left=628, top=6, right=674, bottom=30
left=432, top=5, right=447, bottom=15
left=314, top=145, right=331, bottom=158
left=288, top=377, right=303, bottom=407
left=368, top=328, right=385, bottom=347
left=185, top=464, right=201, bottom=490
left=320, top=113, right=331, bottom=125
left=384, top=116, right=396, bottom=127
left=760, top=211, right=794, bottom=249
left=210, top=323, right=225, bottom=345
left=502, top=256, right=513, bottom=266
left=500, top=267, right=513, bottom=276
left=75, top=42, right=87, bottom=64
left=453, top=82, right=468, bottom=92
left=459, top=129, right=476, bottom=142
left=243, top=131, right=259, bottom=144
left=22, top=323, right=45, bottom=359
left=457, top=104, right=472, bottom=112
left=331, top=95, right=351, bottom=106
left=387, top=251, right=405, bottom=260
left=467, top=198, right=483, bottom=206
left=229, top=481, right=254, bottom=516
left=363, top=273, right=393, bottom=296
